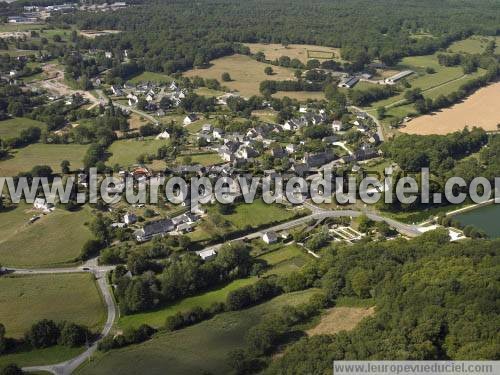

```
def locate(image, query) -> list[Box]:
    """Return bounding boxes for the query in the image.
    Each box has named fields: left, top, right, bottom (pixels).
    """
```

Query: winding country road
left=6, top=262, right=117, bottom=375
left=4, top=207, right=420, bottom=374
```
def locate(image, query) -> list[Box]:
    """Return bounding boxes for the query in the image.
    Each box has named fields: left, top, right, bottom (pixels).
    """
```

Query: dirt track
left=402, top=82, right=500, bottom=135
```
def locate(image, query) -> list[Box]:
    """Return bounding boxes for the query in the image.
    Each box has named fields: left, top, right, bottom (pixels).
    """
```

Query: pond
left=454, top=203, right=500, bottom=238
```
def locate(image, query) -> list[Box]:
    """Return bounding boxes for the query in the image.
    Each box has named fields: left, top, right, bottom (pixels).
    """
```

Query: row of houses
left=134, top=212, right=200, bottom=242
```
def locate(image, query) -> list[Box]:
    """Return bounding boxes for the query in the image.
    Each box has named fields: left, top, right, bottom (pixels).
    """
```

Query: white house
left=198, top=249, right=217, bottom=261
left=262, top=231, right=278, bottom=244
left=105, top=51, right=112, bottom=59
left=123, top=213, right=137, bottom=225
left=331, top=120, right=345, bottom=132
left=285, top=144, right=297, bottom=154
left=156, top=131, right=170, bottom=140
left=183, top=113, right=198, bottom=126
left=201, top=124, right=213, bottom=133
left=33, top=197, right=54, bottom=212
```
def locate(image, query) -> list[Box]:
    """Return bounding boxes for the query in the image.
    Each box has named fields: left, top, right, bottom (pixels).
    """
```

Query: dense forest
left=262, top=232, right=499, bottom=374
left=51, top=0, right=500, bottom=74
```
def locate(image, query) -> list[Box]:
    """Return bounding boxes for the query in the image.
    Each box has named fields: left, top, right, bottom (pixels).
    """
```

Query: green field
left=0, top=345, right=84, bottom=370
left=175, top=152, right=222, bottom=166
left=77, top=289, right=319, bottom=375
left=189, top=200, right=303, bottom=243
left=449, top=36, right=500, bottom=55
left=0, top=143, right=89, bottom=176
left=118, top=277, right=257, bottom=330
left=127, top=71, right=172, bottom=84
left=0, top=273, right=106, bottom=338
left=0, top=117, right=46, bottom=139
left=0, top=23, right=46, bottom=32
left=194, top=87, right=225, bottom=98
left=107, top=138, right=168, bottom=167
left=0, top=204, right=94, bottom=267
left=119, top=243, right=311, bottom=330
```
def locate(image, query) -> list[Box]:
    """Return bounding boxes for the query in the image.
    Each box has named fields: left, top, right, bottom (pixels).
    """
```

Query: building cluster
left=111, top=81, right=187, bottom=115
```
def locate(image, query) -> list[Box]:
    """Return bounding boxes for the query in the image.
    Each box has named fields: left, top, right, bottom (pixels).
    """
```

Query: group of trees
left=0, top=320, right=92, bottom=358
left=382, top=127, right=488, bottom=174
left=52, top=0, right=500, bottom=76
left=348, top=85, right=398, bottom=106
left=265, top=233, right=499, bottom=374
left=114, top=242, right=258, bottom=314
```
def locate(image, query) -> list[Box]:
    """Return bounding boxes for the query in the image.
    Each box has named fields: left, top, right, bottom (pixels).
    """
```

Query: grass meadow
left=77, top=289, right=319, bottom=375
left=183, top=54, right=295, bottom=97
left=106, top=138, right=168, bottom=167
left=0, top=204, right=94, bottom=267
left=0, top=143, right=89, bottom=176
left=0, top=273, right=106, bottom=338
left=0, top=117, right=46, bottom=139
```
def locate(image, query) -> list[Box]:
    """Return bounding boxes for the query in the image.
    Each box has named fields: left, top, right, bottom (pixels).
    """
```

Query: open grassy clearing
left=77, top=289, right=320, bottom=375
left=0, top=345, right=84, bottom=370
left=0, top=273, right=106, bottom=338
left=368, top=53, right=467, bottom=110
left=448, top=36, right=500, bottom=55
left=401, top=81, right=500, bottom=135
left=183, top=54, right=295, bottom=97
left=272, top=90, right=325, bottom=101
left=0, top=117, right=46, bottom=139
left=174, top=152, right=222, bottom=166
left=188, top=200, right=303, bottom=243
left=306, top=306, right=375, bottom=336
left=0, top=143, right=89, bottom=176
left=244, top=43, right=341, bottom=63
left=251, top=109, right=278, bottom=123
left=0, top=23, right=46, bottom=33
left=127, top=71, right=172, bottom=84
left=118, top=242, right=312, bottom=330
left=194, top=87, right=225, bottom=98
left=0, top=204, right=94, bottom=267
left=118, top=277, right=257, bottom=330
left=107, top=137, right=168, bottom=167
left=128, top=112, right=149, bottom=130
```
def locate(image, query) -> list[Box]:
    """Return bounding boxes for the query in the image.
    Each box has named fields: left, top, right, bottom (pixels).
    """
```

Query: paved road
left=7, top=207, right=419, bottom=374
left=5, top=264, right=117, bottom=375
left=350, top=105, right=385, bottom=142
left=197, top=207, right=421, bottom=255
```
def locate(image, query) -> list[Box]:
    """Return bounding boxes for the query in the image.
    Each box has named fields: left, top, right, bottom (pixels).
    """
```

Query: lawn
left=107, top=138, right=168, bottom=167
left=244, top=43, right=341, bottom=63
left=183, top=54, right=295, bottom=97
left=0, top=345, right=84, bottom=370
left=0, top=204, right=94, bottom=267
left=0, top=273, right=106, bottom=338
left=0, top=23, right=45, bottom=33
left=175, top=152, right=222, bottom=166
left=188, top=200, right=303, bottom=244
left=127, top=71, right=172, bottom=85
left=251, top=109, right=278, bottom=123
left=368, top=53, right=466, bottom=110
left=272, top=90, right=325, bottom=101
left=194, top=87, right=225, bottom=98
left=0, top=143, right=89, bottom=176
left=448, top=36, right=500, bottom=55
left=0, top=117, right=46, bottom=139
left=221, top=199, right=299, bottom=229
left=77, top=289, right=319, bottom=375
left=118, top=277, right=257, bottom=330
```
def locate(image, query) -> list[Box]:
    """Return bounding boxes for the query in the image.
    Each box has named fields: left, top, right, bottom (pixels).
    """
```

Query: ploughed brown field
left=401, top=82, right=500, bottom=135
left=306, top=306, right=375, bottom=336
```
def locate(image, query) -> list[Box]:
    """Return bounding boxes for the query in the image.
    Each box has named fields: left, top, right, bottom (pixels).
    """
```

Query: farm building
left=337, top=76, right=359, bottom=88
left=262, top=231, right=278, bottom=244
left=385, top=70, right=414, bottom=85
left=135, top=218, right=174, bottom=242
